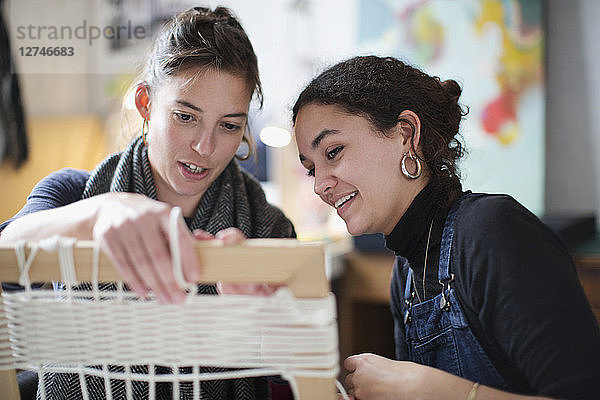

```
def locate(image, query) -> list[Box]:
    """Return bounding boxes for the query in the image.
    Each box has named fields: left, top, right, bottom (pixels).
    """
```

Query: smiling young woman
left=295, top=104, right=427, bottom=236
left=292, top=55, right=600, bottom=400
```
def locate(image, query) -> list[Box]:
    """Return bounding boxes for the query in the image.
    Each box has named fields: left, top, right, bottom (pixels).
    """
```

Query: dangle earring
left=235, top=135, right=253, bottom=161
left=141, top=119, right=149, bottom=146
left=401, top=151, right=422, bottom=179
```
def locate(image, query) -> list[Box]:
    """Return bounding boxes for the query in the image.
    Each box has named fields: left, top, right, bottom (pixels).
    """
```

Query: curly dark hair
left=292, top=55, right=467, bottom=206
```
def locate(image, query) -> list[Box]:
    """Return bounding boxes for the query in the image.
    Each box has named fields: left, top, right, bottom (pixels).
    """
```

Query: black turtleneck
left=384, top=184, right=600, bottom=399
left=385, top=182, right=448, bottom=302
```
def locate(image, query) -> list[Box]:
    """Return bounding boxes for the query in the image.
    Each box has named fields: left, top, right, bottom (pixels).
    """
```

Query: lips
left=179, top=161, right=209, bottom=179
left=334, top=191, right=358, bottom=209
left=182, top=162, right=206, bottom=174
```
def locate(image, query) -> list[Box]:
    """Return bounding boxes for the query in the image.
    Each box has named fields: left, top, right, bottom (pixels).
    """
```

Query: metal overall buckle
left=439, top=273, right=455, bottom=311
left=404, top=291, right=415, bottom=325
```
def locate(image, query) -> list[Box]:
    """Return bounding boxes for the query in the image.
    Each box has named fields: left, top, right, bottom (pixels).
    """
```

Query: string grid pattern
left=0, top=208, right=348, bottom=400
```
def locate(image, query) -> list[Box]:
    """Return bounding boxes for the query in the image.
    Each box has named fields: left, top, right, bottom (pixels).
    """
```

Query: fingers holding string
left=138, top=217, right=185, bottom=304
left=101, top=207, right=181, bottom=304
left=92, top=196, right=190, bottom=303
left=98, top=226, right=148, bottom=299
left=169, top=207, right=201, bottom=286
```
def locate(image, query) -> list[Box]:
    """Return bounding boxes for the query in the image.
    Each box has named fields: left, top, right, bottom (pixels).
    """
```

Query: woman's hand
left=344, top=353, right=553, bottom=400
left=344, top=353, right=423, bottom=400
left=93, top=192, right=200, bottom=304
left=217, top=282, right=279, bottom=296
left=192, top=227, right=247, bottom=244
left=209, top=228, right=280, bottom=296
left=344, top=354, right=480, bottom=400
left=1, top=190, right=255, bottom=303
left=196, top=228, right=279, bottom=296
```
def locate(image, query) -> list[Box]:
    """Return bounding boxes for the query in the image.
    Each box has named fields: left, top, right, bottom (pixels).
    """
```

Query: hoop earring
left=235, top=135, right=253, bottom=161
left=141, top=119, right=149, bottom=146
left=401, top=151, right=422, bottom=179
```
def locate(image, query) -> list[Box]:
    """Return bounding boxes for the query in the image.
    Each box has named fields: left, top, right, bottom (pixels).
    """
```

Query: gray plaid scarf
left=40, top=136, right=295, bottom=400
left=82, top=136, right=294, bottom=238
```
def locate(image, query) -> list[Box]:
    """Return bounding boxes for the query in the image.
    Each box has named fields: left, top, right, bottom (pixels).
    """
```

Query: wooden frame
left=0, top=239, right=337, bottom=400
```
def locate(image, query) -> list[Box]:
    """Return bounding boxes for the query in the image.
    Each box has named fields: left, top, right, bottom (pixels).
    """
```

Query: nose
left=313, top=168, right=336, bottom=197
left=191, top=130, right=215, bottom=156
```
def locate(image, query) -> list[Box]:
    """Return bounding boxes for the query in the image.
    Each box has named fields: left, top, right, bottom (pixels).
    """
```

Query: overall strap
left=399, top=256, right=414, bottom=325
left=404, top=261, right=413, bottom=303
left=437, top=195, right=466, bottom=282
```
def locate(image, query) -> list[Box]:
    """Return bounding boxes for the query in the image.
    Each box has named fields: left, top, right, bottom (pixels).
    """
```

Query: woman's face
left=146, top=68, right=251, bottom=215
left=295, top=104, right=421, bottom=235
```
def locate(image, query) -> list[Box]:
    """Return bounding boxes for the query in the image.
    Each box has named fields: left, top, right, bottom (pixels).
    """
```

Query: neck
left=161, top=191, right=204, bottom=218
left=151, top=171, right=205, bottom=218
left=384, top=180, right=443, bottom=260
left=383, top=177, right=430, bottom=235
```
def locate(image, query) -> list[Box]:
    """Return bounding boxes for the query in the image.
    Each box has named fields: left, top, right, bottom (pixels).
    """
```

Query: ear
left=396, top=110, right=422, bottom=151
left=134, top=84, right=151, bottom=120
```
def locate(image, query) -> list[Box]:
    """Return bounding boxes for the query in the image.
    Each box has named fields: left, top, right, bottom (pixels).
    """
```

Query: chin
left=174, top=178, right=208, bottom=194
left=345, top=222, right=368, bottom=236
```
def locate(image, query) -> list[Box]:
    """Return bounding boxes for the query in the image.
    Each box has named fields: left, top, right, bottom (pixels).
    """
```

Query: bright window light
left=259, top=126, right=291, bottom=147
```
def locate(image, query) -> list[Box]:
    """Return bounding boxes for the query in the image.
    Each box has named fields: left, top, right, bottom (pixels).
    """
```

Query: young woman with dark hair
left=292, top=55, right=600, bottom=400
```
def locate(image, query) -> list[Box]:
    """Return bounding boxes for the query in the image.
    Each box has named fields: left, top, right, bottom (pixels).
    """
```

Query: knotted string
left=1, top=227, right=350, bottom=399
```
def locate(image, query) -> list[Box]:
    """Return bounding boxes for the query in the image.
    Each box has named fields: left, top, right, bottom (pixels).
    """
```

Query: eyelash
left=174, top=112, right=193, bottom=122
left=305, top=146, right=343, bottom=177
left=174, top=112, right=242, bottom=133
left=221, top=122, right=242, bottom=132
left=327, top=146, right=343, bottom=160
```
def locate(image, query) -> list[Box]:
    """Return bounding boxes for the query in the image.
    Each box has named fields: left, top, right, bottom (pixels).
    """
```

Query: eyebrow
left=298, top=129, right=340, bottom=162
left=312, top=129, right=339, bottom=149
left=175, top=100, right=247, bottom=118
left=176, top=100, right=202, bottom=113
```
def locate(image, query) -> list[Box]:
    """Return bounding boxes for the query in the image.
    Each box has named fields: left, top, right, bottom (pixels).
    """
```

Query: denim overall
left=390, top=194, right=511, bottom=391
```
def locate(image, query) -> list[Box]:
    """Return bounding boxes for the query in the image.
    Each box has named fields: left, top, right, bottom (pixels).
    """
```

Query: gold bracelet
left=466, top=382, right=480, bottom=400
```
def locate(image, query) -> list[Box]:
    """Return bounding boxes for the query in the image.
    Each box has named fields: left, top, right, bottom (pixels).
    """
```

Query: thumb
left=344, top=354, right=362, bottom=372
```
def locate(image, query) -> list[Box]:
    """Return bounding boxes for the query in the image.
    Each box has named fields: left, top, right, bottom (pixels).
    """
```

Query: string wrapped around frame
left=0, top=208, right=349, bottom=400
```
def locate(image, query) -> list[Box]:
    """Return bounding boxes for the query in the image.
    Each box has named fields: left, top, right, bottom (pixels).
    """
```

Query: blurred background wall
left=1, top=0, right=598, bottom=237
left=545, top=0, right=600, bottom=220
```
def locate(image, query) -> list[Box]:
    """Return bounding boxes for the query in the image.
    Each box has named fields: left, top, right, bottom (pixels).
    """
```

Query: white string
left=125, top=363, right=133, bottom=400
left=37, top=366, right=47, bottom=400
left=15, top=239, right=38, bottom=292
left=56, top=237, right=77, bottom=298
left=1, top=232, right=349, bottom=399
left=102, top=363, right=113, bottom=400
left=1, top=288, right=339, bottom=368
left=192, top=364, right=200, bottom=400
left=169, top=206, right=195, bottom=293
left=56, top=237, right=77, bottom=286
left=148, top=363, right=156, bottom=400
left=337, top=380, right=351, bottom=400
left=79, top=362, right=90, bottom=400
left=173, top=365, right=179, bottom=400
left=92, top=243, right=100, bottom=301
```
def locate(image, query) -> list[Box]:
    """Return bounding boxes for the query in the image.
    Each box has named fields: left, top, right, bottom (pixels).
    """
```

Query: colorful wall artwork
left=358, top=0, right=545, bottom=214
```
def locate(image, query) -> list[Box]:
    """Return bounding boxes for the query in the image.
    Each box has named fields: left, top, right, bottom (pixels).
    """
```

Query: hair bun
left=440, top=79, right=462, bottom=105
